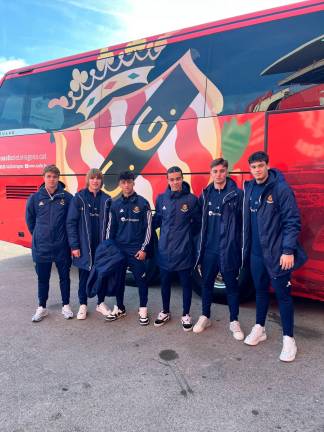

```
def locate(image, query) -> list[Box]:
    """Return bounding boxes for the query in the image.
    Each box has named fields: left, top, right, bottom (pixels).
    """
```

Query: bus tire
left=193, top=266, right=255, bottom=305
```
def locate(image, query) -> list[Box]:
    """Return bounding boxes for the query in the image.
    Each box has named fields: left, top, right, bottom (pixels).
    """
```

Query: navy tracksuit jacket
left=66, top=188, right=111, bottom=271
left=106, top=192, right=152, bottom=309
left=26, top=182, right=73, bottom=263
left=153, top=182, right=201, bottom=271
left=106, top=192, right=152, bottom=255
left=242, top=168, right=307, bottom=278
left=196, top=177, right=243, bottom=273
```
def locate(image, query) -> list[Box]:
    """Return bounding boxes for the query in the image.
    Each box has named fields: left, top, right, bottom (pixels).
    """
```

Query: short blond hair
left=86, top=168, right=103, bottom=187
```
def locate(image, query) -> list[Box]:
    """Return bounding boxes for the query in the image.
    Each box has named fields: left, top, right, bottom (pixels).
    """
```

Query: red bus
left=0, top=0, right=323, bottom=301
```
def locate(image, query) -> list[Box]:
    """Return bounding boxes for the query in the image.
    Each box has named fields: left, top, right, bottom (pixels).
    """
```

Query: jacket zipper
left=222, top=190, right=236, bottom=205
left=194, top=191, right=206, bottom=268
left=101, top=198, right=110, bottom=242
left=241, top=182, right=247, bottom=271
left=79, top=194, right=92, bottom=271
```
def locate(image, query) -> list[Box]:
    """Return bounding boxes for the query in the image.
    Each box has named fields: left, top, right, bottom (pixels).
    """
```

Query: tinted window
left=0, top=60, right=100, bottom=133
left=1, top=9, right=323, bottom=135
left=0, top=78, right=25, bottom=130
left=206, top=11, right=324, bottom=114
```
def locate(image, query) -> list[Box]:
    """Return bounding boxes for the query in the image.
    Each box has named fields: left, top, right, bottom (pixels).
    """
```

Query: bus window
left=0, top=77, right=25, bottom=131
left=28, top=95, right=64, bottom=131
left=206, top=11, right=324, bottom=115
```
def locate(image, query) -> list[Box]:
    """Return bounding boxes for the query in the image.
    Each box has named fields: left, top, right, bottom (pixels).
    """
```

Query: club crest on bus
left=52, top=48, right=223, bottom=200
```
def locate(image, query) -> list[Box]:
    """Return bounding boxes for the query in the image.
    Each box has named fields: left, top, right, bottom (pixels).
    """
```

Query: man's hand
left=135, top=250, right=146, bottom=261
left=72, top=249, right=81, bottom=258
left=280, top=254, right=294, bottom=270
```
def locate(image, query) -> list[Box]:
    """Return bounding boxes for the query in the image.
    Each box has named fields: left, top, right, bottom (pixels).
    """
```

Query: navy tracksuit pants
left=35, top=261, right=70, bottom=307
left=160, top=268, right=192, bottom=316
left=116, top=254, right=148, bottom=310
left=201, top=251, right=240, bottom=321
left=250, top=253, right=294, bottom=337
left=78, top=268, right=106, bottom=306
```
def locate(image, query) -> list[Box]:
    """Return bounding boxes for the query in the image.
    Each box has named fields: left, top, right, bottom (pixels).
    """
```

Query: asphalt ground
left=0, top=241, right=323, bottom=432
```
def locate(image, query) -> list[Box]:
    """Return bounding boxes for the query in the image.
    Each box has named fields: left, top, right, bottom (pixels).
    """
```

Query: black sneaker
left=105, top=305, right=126, bottom=321
left=154, top=311, right=171, bottom=327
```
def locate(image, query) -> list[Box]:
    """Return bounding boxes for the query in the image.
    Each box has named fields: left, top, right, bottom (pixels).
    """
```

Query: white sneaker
left=138, top=307, right=149, bottom=326
left=77, top=304, right=88, bottom=320
left=280, top=336, right=297, bottom=362
left=193, top=315, right=211, bottom=334
left=32, top=306, right=48, bottom=322
left=96, top=302, right=111, bottom=317
left=244, top=324, right=267, bottom=346
left=61, top=304, right=74, bottom=319
left=181, top=314, right=193, bottom=332
left=229, top=321, right=244, bottom=341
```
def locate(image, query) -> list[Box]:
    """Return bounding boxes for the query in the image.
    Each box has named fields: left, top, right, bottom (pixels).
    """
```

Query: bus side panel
left=267, top=109, right=324, bottom=301
left=0, top=133, right=55, bottom=247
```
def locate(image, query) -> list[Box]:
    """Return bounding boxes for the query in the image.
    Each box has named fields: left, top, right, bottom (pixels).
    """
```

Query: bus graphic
left=0, top=0, right=323, bottom=301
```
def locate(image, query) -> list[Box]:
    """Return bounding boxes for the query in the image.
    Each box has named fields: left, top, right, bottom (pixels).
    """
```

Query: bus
left=0, top=0, right=323, bottom=302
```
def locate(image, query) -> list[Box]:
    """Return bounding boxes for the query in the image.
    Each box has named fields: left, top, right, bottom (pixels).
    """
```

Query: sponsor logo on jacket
left=121, top=217, right=139, bottom=222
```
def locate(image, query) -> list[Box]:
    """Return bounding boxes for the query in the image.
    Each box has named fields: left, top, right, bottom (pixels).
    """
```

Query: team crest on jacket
left=266, top=195, right=274, bottom=204
left=133, top=206, right=141, bottom=213
left=180, top=203, right=189, bottom=212
left=39, top=201, right=44, bottom=206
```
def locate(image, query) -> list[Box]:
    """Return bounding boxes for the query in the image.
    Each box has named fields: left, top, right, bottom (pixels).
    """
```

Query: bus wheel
left=193, top=266, right=255, bottom=305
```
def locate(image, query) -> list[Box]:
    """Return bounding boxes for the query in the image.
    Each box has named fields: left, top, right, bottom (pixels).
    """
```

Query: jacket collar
left=203, top=177, right=238, bottom=196
left=39, top=181, right=65, bottom=198
left=121, top=191, right=138, bottom=203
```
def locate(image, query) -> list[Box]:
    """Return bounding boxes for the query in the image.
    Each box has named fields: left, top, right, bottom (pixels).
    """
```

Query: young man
left=66, top=169, right=111, bottom=320
left=243, top=151, right=307, bottom=362
left=153, top=166, right=201, bottom=331
left=105, top=171, right=152, bottom=325
left=26, top=165, right=73, bottom=322
left=194, top=158, right=244, bottom=339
